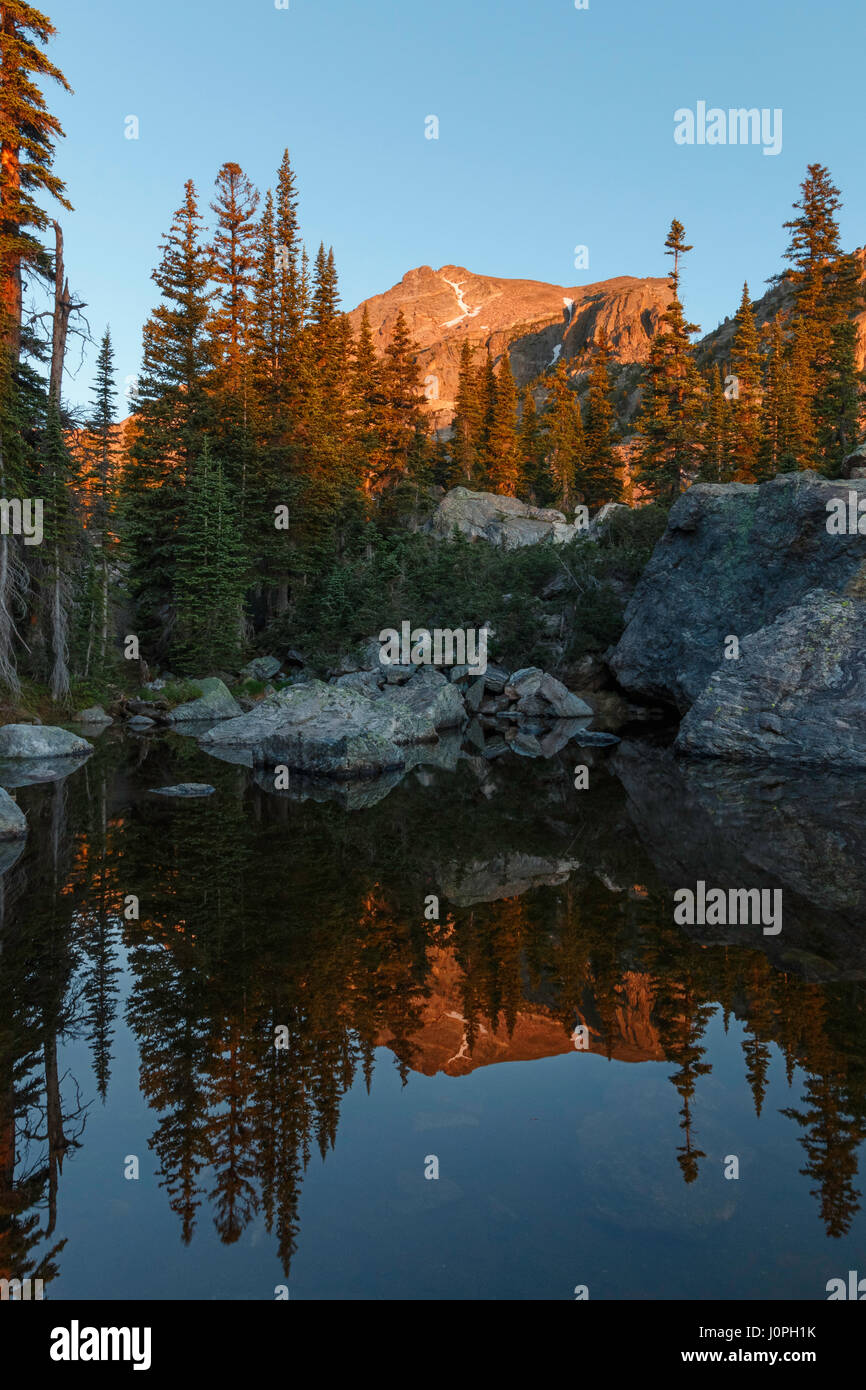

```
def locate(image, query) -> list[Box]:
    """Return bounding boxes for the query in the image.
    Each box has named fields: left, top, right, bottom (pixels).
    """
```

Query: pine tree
left=349, top=305, right=385, bottom=495
left=778, top=165, right=862, bottom=472
left=174, top=441, right=247, bottom=673
left=635, top=220, right=704, bottom=503
left=820, top=253, right=863, bottom=472
left=450, top=341, right=481, bottom=485
left=758, top=315, right=795, bottom=477
left=380, top=308, right=425, bottom=487
left=700, top=364, right=733, bottom=483
left=582, top=327, right=622, bottom=505
left=486, top=352, right=520, bottom=495
left=0, top=3, right=72, bottom=695
left=80, top=328, right=117, bottom=675
left=209, top=161, right=259, bottom=387
left=122, top=181, right=215, bottom=655
left=728, top=283, right=762, bottom=481
left=541, top=360, right=584, bottom=511
left=275, top=149, right=303, bottom=385
left=518, top=386, right=544, bottom=502
left=475, top=350, right=497, bottom=484
left=0, top=2, right=72, bottom=359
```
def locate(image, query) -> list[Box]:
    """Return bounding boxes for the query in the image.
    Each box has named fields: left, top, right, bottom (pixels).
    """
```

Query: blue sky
left=46, top=0, right=866, bottom=410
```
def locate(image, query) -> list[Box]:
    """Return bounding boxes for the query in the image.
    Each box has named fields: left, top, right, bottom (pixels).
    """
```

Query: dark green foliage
left=173, top=441, right=248, bottom=674
left=272, top=506, right=668, bottom=674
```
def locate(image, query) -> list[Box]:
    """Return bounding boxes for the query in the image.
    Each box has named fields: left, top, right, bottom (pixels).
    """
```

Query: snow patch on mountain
left=441, top=275, right=482, bottom=328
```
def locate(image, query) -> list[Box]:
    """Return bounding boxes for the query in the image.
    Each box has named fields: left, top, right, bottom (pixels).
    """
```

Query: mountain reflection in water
left=2, top=729, right=865, bottom=1300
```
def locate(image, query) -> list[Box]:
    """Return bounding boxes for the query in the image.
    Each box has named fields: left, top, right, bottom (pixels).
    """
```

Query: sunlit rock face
left=348, top=264, right=670, bottom=432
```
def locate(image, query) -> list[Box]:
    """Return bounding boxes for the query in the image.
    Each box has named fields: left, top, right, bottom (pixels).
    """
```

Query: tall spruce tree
left=541, top=360, right=584, bottom=511
left=0, top=2, right=72, bottom=694
left=123, top=180, right=215, bottom=656
left=174, top=441, right=247, bottom=673
left=486, top=352, right=520, bottom=495
left=80, top=327, right=117, bottom=674
left=0, top=2, right=71, bottom=359
left=758, top=315, right=793, bottom=478
left=518, top=385, right=544, bottom=502
left=450, top=341, right=481, bottom=485
left=635, top=220, right=704, bottom=503
left=209, top=161, right=259, bottom=389
left=582, top=328, right=622, bottom=505
left=728, top=283, right=763, bottom=481
left=349, top=305, right=385, bottom=495
left=700, top=364, right=733, bottom=484
left=778, top=165, right=861, bottom=472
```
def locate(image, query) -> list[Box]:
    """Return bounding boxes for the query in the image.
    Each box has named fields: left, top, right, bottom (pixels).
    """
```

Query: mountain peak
left=349, top=264, right=671, bottom=429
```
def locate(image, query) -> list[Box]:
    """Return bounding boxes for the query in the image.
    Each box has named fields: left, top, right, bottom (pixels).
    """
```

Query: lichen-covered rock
left=676, top=589, right=866, bottom=765
left=0, top=725, right=92, bottom=759
left=610, top=472, right=866, bottom=713
left=166, top=677, right=243, bottom=724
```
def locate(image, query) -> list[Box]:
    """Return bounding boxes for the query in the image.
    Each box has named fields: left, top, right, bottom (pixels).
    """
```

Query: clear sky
left=46, top=0, right=866, bottom=410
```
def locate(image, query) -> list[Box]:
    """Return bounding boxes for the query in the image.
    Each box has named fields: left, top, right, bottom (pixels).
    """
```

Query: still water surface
left=2, top=728, right=865, bottom=1300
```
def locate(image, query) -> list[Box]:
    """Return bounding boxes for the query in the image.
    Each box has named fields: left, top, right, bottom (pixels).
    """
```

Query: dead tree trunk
left=49, top=221, right=73, bottom=405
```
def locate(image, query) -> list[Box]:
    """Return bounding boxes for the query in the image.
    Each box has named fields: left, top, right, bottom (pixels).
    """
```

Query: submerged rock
left=167, top=677, right=243, bottom=724
left=150, top=783, right=216, bottom=797
left=0, top=724, right=92, bottom=759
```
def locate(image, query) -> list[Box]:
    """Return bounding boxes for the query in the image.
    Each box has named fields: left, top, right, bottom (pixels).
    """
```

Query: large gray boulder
left=201, top=676, right=464, bottom=778
left=166, top=677, right=243, bottom=724
left=376, top=667, right=465, bottom=737
left=199, top=685, right=320, bottom=748
left=610, top=472, right=866, bottom=713
left=0, top=787, right=27, bottom=839
left=430, top=486, right=587, bottom=549
left=504, top=666, right=592, bottom=718
left=676, top=590, right=866, bottom=765
left=0, top=724, right=92, bottom=759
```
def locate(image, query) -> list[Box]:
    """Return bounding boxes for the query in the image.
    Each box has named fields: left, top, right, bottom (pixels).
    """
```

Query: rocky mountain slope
left=348, top=264, right=670, bottom=431
left=349, top=248, right=866, bottom=431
